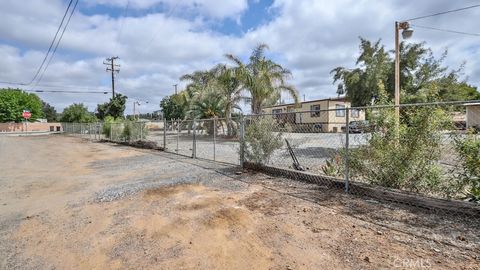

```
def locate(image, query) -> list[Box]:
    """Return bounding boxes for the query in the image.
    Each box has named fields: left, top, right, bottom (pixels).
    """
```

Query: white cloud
left=0, top=0, right=479, bottom=114
left=83, top=0, right=248, bottom=20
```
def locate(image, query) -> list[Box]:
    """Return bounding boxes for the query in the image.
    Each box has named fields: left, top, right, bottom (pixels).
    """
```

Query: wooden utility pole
left=103, top=56, right=120, bottom=98
left=173, top=84, right=178, bottom=95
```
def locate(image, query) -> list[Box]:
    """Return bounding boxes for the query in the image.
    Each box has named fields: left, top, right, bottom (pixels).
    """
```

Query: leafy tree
left=332, top=38, right=479, bottom=106
left=331, top=39, right=391, bottom=106
left=96, top=93, right=127, bottom=120
left=42, top=101, right=57, bottom=122
left=60, top=103, right=96, bottom=123
left=0, top=88, right=43, bottom=122
left=160, top=95, right=185, bottom=120
left=226, top=44, right=299, bottom=114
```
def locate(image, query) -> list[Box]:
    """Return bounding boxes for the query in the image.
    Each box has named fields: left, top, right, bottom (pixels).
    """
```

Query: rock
left=235, top=171, right=242, bottom=175
left=457, top=235, right=466, bottom=241
left=364, top=256, right=370, bottom=263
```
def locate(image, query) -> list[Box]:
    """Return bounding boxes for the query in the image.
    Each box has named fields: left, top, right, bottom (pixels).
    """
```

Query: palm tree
left=211, top=64, right=244, bottom=136
left=226, top=44, right=299, bottom=114
left=188, top=88, right=227, bottom=135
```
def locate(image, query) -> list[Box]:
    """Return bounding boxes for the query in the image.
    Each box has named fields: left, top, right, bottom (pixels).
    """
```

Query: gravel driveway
left=0, top=135, right=478, bottom=269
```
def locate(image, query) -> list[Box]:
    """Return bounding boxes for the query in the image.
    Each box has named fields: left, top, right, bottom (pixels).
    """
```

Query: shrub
left=122, top=120, right=148, bottom=141
left=321, top=154, right=344, bottom=177
left=453, top=130, right=480, bottom=201
left=244, top=116, right=283, bottom=165
left=348, top=106, right=451, bottom=195
left=102, top=116, right=124, bottom=141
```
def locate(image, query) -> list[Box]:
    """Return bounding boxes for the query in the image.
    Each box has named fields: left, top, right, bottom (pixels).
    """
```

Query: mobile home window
left=310, top=104, right=320, bottom=117
left=272, top=108, right=282, bottom=118
left=336, top=104, right=346, bottom=117
left=351, top=109, right=360, bottom=118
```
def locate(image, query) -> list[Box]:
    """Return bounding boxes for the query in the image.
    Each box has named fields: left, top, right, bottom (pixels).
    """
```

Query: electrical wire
left=6, top=0, right=74, bottom=86
left=115, top=0, right=131, bottom=55
left=411, top=24, right=480, bottom=37
left=404, top=4, right=480, bottom=21
left=128, top=1, right=182, bottom=60
left=32, top=0, right=79, bottom=87
left=0, top=81, right=110, bottom=91
left=25, top=89, right=109, bottom=94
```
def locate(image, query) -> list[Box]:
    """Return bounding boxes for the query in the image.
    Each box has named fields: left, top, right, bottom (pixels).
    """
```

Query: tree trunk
left=226, top=102, right=232, bottom=137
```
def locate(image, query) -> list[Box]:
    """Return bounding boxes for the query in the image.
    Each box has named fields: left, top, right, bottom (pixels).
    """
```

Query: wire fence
left=62, top=100, right=480, bottom=217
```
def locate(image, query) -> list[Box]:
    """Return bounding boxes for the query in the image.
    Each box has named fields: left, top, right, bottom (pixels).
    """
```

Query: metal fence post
left=239, top=116, right=245, bottom=167
left=344, top=107, right=350, bottom=193
left=163, top=118, right=167, bottom=150
left=140, top=121, right=143, bottom=141
left=213, top=118, right=217, bottom=161
left=109, top=123, right=112, bottom=141
left=176, top=120, right=180, bottom=153
left=192, top=120, right=197, bottom=159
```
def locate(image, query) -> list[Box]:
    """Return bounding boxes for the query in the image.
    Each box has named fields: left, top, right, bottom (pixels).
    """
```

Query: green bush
left=243, top=117, right=283, bottom=165
left=102, top=116, right=124, bottom=141
left=122, top=120, right=148, bottom=141
left=322, top=154, right=344, bottom=177
left=453, top=131, right=480, bottom=201
left=348, top=106, right=451, bottom=195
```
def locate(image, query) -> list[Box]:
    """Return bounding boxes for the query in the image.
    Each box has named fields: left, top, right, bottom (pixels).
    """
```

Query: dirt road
left=0, top=135, right=478, bottom=269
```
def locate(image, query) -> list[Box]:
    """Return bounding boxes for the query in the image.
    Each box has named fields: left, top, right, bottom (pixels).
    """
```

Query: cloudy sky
left=0, top=0, right=479, bottom=114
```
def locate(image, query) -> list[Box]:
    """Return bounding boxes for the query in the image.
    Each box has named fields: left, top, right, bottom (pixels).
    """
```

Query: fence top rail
left=63, top=99, right=480, bottom=125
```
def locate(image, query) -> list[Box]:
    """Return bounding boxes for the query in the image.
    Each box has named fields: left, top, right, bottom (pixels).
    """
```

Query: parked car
left=348, top=120, right=371, bottom=133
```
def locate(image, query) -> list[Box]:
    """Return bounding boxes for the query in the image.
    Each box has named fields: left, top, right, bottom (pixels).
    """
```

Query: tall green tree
left=42, top=101, right=57, bottom=122
left=0, top=88, right=43, bottom=122
left=160, top=94, right=186, bottom=120
left=60, top=103, right=96, bottom=123
left=331, top=38, right=391, bottom=106
left=211, top=64, right=244, bottom=135
left=96, top=93, right=127, bottom=120
left=226, top=44, right=299, bottom=114
left=331, top=38, right=479, bottom=106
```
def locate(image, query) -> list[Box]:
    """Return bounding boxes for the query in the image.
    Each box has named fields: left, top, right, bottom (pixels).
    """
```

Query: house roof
left=464, top=103, right=480, bottom=106
left=263, top=97, right=347, bottom=109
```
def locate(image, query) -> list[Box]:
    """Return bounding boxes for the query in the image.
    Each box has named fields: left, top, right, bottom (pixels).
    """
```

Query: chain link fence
left=62, top=100, right=480, bottom=217
left=242, top=101, right=480, bottom=218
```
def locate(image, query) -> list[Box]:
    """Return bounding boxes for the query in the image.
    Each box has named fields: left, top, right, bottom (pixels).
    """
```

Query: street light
left=395, top=21, right=413, bottom=121
left=133, top=100, right=149, bottom=120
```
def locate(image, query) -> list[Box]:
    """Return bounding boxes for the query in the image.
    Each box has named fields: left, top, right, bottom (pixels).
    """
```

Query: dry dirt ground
left=0, top=135, right=478, bottom=270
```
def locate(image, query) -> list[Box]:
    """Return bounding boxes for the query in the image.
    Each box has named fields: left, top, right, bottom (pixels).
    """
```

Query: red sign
left=22, top=111, right=31, bottom=119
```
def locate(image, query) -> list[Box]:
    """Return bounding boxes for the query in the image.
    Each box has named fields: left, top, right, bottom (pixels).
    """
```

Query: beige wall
left=466, top=105, right=480, bottom=128
left=0, top=122, right=63, bottom=133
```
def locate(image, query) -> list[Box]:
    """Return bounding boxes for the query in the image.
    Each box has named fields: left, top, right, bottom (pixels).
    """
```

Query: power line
left=33, top=0, right=79, bottom=87
left=115, top=0, right=131, bottom=55
left=25, top=89, right=109, bottom=94
left=405, top=4, right=480, bottom=21
left=127, top=1, right=182, bottom=61
left=411, top=24, right=480, bottom=37
left=0, top=81, right=110, bottom=91
left=23, top=0, right=74, bottom=86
